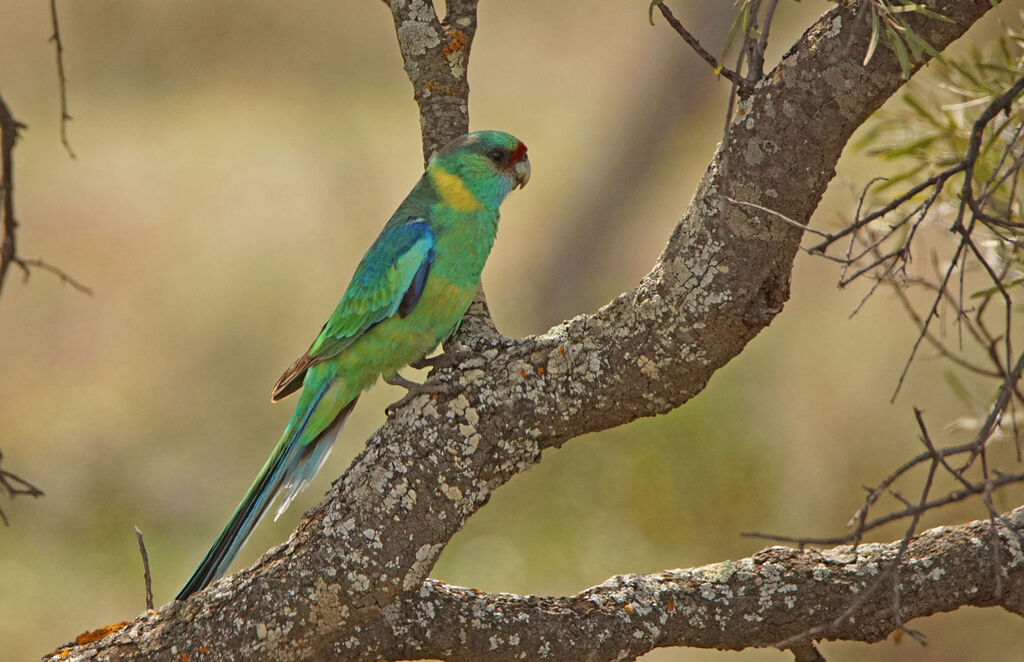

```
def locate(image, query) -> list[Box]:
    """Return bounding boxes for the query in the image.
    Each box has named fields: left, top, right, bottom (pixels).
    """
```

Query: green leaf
left=865, top=7, right=882, bottom=66
left=871, top=162, right=929, bottom=191
left=971, top=277, right=1024, bottom=299
left=886, top=22, right=913, bottom=78
left=903, top=3, right=955, bottom=24
left=904, top=29, right=943, bottom=63
left=720, top=0, right=751, bottom=66
left=879, top=133, right=942, bottom=159
left=903, top=93, right=943, bottom=129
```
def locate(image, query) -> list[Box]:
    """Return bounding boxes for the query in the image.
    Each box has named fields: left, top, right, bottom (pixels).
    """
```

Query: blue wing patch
left=398, top=246, right=434, bottom=318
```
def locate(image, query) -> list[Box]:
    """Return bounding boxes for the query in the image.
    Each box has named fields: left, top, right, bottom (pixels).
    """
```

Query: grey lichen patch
left=310, top=577, right=350, bottom=626
left=735, top=95, right=757, bottom=130
left=999, top=519, right=1024, bottom=565
left=447, top=51, right=466, bottom=79
left=323, top=515, right=356, bottom=540
left=404, top=543, right=443, bottom=590
left=459, top=368, right=486, bottom=386
left=348, top=571, right=371, bottom=593
left=396, top=17, right=440, bottom=57
left=440, top=480, right=463, bottom=501
left=448, top=393, right=472, bottom=417
left=637, top=355, right=661, bottom=380
left=824, top=13, right=842, bottom=38
left=456, top=425, right=481, bottom=455
left=693, top=561, right=740, bottom=584
left=362, top=528, right=383, bottom=549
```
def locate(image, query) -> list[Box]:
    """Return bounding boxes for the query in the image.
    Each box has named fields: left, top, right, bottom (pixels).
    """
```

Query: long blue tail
left=176, top=388, right=357, bottom=600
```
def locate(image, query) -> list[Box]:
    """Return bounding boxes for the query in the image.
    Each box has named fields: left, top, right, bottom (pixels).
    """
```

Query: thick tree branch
left=387, top=0, right=478, bottom=162
left=47, top=1, right=1004, bottom=660
left=367, top=507, right=1024, bottom=661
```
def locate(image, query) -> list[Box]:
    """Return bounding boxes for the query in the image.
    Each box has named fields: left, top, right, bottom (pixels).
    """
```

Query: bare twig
left=652, top=2, right=748, bottom=89
left=49, top=0, right=75, bottom=159
left=14, top=256, right=92, bottom=294
left=725, top=196, right=832, bottom=238
left=753, top=0, right=781, bottom=80
left=134, top=526, right=154, bottom=611
left=0, top=92, right=90, bottom=300
left=0, top=450, right=44, bottom=527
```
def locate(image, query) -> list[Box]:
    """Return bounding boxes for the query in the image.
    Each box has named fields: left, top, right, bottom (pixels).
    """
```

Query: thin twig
left=134, top=526, right=154, bottom=611
left=725, top=196, right=831, bottom=238
left=653, top=2, right=748, bottom=89
left=754, top=0, right=781, bottom=80
left=15, top=256, right=92, bottom=294
left=0, top=450, right=45, bottom=527
left=49, top=0, right=75, bottom=159
left=744, top=469, right=1024, bottom=546
left=0, top=91, right=23, bottom=297
left=889, top=238, right=965, bottom=402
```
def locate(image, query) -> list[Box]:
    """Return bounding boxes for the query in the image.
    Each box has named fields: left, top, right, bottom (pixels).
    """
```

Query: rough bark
left=46, top=1, right=1011, bottom=660
left=358, top=507, right=1024, bottom=661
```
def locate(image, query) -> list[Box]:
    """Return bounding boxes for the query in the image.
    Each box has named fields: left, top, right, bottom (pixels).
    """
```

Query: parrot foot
left=383, top=373, right=453, bottom=415
left=410, top=348, right=485, bottom=371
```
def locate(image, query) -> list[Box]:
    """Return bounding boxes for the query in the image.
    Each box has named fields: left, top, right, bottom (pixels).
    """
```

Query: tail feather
left=176, top=390, right=358, bottom=600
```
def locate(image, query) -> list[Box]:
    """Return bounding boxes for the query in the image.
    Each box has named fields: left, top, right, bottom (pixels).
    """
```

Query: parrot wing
left=272, top=218, right=435, bottom=401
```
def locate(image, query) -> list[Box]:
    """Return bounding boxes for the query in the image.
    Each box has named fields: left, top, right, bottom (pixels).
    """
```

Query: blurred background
left=1, top=1, right=1022, bottom=660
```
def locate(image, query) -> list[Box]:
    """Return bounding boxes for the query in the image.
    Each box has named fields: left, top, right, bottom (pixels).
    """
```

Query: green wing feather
left=272, top=218, right=434, bottom=400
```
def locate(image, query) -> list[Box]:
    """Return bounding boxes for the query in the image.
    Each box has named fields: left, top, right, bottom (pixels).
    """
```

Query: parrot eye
left=487, top=148, right=507, bottom=164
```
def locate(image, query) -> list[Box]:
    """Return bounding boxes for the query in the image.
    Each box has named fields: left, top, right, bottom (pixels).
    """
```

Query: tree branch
left=46, top=0, right=1004, bottom=659
left=387, top=0, right=478, bottom=162
left=0, top=90, right=24, bottom=297
left=368, top=507, right=1024, bottom=661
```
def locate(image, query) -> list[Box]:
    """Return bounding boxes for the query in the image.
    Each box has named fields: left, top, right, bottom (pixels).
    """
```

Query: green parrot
left=176, top=130, right=530, bottom=600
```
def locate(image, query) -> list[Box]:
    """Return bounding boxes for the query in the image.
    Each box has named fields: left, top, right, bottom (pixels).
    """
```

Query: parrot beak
left=513, top=154, right=531, bottom=189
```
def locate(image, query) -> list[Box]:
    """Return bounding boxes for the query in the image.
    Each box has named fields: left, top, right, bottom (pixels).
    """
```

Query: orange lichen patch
left=518, top=368, right=527, bottom=378
left=623, top=604, right=634, bottom=614
left=177, top=654, right=190, bottom=662
left=73, top=621, right=132, bottom=646
left=443, top=29, right=467, bottom=57
left=558, top=346, right=565, bottom=355
left=199, top=647, right=209, bottom=654
left=423, top=80, right=453, bottom=96
left=666, top=601, right=676, bottom=612
left=535, top=366, right=545, bottom=376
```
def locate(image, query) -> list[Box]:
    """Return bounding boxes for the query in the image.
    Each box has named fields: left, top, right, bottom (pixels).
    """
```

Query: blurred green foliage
left=862, top=0, right=953, bottom=78
left=859, top=15, right=1024, bottom=202
left=1, top=2, right=1023, bottom=661
left=850, top=16, right=1024, bottom=442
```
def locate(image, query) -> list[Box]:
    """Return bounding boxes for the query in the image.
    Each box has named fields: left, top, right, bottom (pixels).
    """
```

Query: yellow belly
left=332, top=273, right=475, bottom=396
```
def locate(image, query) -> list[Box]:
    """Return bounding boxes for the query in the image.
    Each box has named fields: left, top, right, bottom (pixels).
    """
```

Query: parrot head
left=430, top=130, right=530, bottom=211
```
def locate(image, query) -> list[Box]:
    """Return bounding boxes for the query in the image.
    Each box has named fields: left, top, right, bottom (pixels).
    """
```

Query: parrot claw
left=410, top=349, right=485, bottom=371
left=383, top=373, right=454, bottom=415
